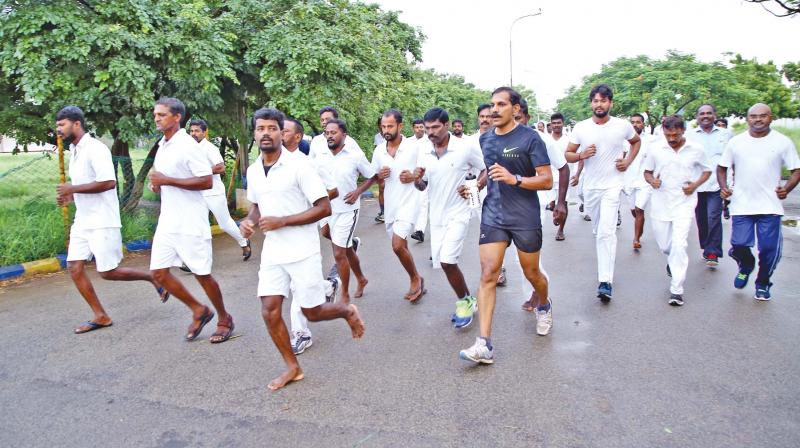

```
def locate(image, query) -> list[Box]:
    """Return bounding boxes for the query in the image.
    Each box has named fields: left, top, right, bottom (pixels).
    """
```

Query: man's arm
left=487, top=163, right=552, bottom=190
left=149, top=171, right=212, bottom=190
left=344, top=175, right=378, bottom=204
left=717, top=166, right=732, bottom=199
left=239, top=204, right=261, bottom=238
left=259, top=197, right=332, bottom=231
left=683, top=170, right=711, bottom=196
left=553, top=164, right=570, bottom=224
left=616, top=135, right=641, bottom=172
left=57, top=179, right=116, bottom=195
left=776, top=169, right=800, bottom=200
left=212, top=163, right=225, bottom=174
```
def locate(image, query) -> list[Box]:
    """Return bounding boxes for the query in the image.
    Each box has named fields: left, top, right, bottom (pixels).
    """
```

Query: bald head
left=747, top=103, right=771, bottom=116
left=746, top=103, right=773, bottom=136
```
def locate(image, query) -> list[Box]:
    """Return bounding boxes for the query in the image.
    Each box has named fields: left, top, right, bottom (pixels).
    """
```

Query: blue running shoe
left=754, top=283, right=772, bottom=301
left=453, top=296, right=477, bottom=329
left=734, top=271, right=750, bottom=289
left=597, top=282, right=613, bottom=302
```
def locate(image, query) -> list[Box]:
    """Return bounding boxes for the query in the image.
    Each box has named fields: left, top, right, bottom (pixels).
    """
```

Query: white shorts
left=150, top=232, right=213, bottom=275
left=67, top=227, right=123, bottom=273
left=627, top=186, right=652, bottom=210
left=324, top=209, right=359, bottom=248
left=430, top=218, right=470, bottom=266
left=258, top=253, right=326, bottom=309
left=318, top=216, right=330, bottom=229
left=385, top=219, right=414, bottom=239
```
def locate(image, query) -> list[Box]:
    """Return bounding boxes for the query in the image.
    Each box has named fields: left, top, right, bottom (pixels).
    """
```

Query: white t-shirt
left=311, top=144, right=376, bottom=213
left=200, top=138, right=225, bottom=197
left=624, top=133, right=652, bottom=190
left=309, top=134, right=360, bottom=159
left=68, top=135, right=121, bottom=230
left=537, top=129, right=567, bottom=190
left=719, top=130, right=800, bottom=216
left=290, top=147, right=337, bottom=191
left=371, top=136, right=421, bottom=224
left=153, top=129, right=212, bottom=238
left=246, top=148, right=328, bottom=265
left=643, top=139, right=711, bottom=221
left=569, top=116, right=637, bottom=190
left=417, top=134, right=485, bottom=226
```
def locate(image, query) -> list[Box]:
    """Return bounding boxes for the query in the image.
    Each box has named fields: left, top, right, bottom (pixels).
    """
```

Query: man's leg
left=633, top=208, right=645, bottom=248
left=206, top=195, right=248, bottom=248
left=346, top=247, right=368, bottom=298
left=651, top=218, right=672, bottom=276
left=332, top=244, right=352, bottom=304
left=68, top=260, right=113, bottom=330
left=477, top=242, right=506, bottom=339
left=194, top=274, right=233, bottom=342
left=695, top=192, right=710, bottom=254
left=517, top=249, right=548, bottom=307
left=390, top=223, right=423, bottom=299
left=729, top=215, right=757, bottom=289
left=705, top=191, right=724, bottom=260
left=754, top=215, right=783, bottom=289
left=260, top=294, right=304, bottom=391
left=669, top=218, right=692, bottom=297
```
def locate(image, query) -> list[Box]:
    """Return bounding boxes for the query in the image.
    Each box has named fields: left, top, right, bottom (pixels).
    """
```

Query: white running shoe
left=536, top=305, right=553, bottom=336
left=459, top=337, right=494, bottom=364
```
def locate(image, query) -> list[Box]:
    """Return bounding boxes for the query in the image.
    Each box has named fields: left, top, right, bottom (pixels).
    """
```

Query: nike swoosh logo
left=502, top=147, right=518, bottom=154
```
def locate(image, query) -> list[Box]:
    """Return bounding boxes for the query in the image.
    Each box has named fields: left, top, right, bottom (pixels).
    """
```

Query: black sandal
left=209, top=317, right=235, bottom=344
left=186, top=308, right=214, bottom=341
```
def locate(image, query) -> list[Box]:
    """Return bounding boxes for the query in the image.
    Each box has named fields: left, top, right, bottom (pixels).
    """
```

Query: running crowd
left=53, top=83, right=800, bottom=390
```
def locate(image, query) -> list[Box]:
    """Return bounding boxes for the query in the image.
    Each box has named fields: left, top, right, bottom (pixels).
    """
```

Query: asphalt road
left=1, top=196, right=799, bottom=447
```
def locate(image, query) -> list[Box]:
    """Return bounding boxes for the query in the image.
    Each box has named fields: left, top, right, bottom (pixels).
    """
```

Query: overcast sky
left=373, top=0, right=798, bottom=111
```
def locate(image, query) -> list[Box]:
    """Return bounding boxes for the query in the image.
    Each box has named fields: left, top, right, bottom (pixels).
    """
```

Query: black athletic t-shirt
left=479, top=124, right=550, bottom=230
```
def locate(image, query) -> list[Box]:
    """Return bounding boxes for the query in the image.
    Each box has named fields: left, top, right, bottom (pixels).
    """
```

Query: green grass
left=0, top=201, right=71, bottom=266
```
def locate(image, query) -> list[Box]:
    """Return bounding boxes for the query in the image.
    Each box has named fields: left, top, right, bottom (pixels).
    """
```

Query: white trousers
left=584, top=187, right=622, bottom=283
left=204, top=194, right=247, bottom=247
left=651, top=217, right=692, bottom=295
left=415, top=189, right=429, bottom=232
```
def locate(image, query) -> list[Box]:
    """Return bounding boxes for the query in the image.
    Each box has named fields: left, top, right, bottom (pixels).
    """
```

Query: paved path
left=1, top=196, right=799, bottom=447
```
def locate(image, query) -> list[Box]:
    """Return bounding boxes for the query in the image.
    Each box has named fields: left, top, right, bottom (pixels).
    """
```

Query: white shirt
left=410, top=134, right=428, bottom=143
left=643, top=139, right=711, bottom=221
left=537, top=129, right=567, bottom=190
left=624, top=133, right=653, bottom=189
left=68, top=134, right=121, bottom=230
left=371, top=136, right=421, bottom=224
left=569, top=116, right=637, bottom=190
left=689, top=126, right=732, bottom=192
left=418, top=134, right=485, bottom=226
left=719, top=130, right=800, bottom=216
left=200, top=138, right=225, bottom=197
left=153, top=129, right=212, bottom=238
left=309, top=134, right=360, bottom=159
left=311, top=144, right=376, bottom=213
left=291, top=147, right=337, bottom=191
left=246, top=148, right=328, bottom=265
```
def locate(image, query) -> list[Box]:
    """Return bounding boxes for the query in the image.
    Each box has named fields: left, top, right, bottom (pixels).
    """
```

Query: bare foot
left=346, top=304, right=365, bottom=338
left=268, top=367, right=304, bottom=391
left=633, top=241, right=642, bottom=250
left=354, top=277, right=368, bottom=298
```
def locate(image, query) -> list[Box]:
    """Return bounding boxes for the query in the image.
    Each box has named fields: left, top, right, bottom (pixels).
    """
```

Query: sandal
left=209, top=317, right=235, bottom=344
left=186, top=307, right=214, bottom=341
left=242, top=240, right=252, bottom=261
left=156, top=286, right=170, bottom=303
left=407, top=278, right=427, bottom=303
left=74, top=320, right=113, bottom=334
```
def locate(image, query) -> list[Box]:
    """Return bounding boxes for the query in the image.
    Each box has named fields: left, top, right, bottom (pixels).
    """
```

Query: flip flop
left=209, top=317, right=235, bottom=344
left=555, top=233, right=565, bottom=241
left=242, top=240, right=252, bottom=261
left=186, top=308, right=215, bottom=341
left=407, top=278, right=427, bottom=303
left=74, top=321, right=113, bottom=334
left=156, top=286, right=170, bottom=303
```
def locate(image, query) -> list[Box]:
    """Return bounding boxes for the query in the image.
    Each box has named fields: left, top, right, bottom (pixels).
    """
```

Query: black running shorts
left=478, top=224, right=543, bottom=253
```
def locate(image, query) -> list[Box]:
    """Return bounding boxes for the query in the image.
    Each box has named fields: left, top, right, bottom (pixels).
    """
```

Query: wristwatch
left=515, top=175, right=523, bottom=187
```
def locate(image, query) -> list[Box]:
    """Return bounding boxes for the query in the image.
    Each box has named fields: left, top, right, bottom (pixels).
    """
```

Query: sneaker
left=352, top=236, right=361, bottom=253
left=292, top=333, right=313, bottom=355
left=666, top=264, right=672, bottom=277
left=410, top=230, right=425, bottom=243
left=668, top=293, right=684, bottom=306
left=327, top=263, right=339, bottom=281
left=374, top=212, right=384, bottom=223
left=459, top=337, right=494, bottom=364
left=705, top=254, right=719, bottom=268
left=452, top=296, right=477, bottom=329
left=535, top=304, right=553, bottom=336
left=326, top=276, right=339, bottom=303
left=497, top=267, right=507, bottom=287
left=597, top=282, right=613, bottom=302
left=754, top=283, right=772, bottom=301
left=734, top=271, right=750, bottom=289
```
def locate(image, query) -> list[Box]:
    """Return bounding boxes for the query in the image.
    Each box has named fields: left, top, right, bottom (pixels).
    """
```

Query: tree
left=744, top=0, right=799, bottom=17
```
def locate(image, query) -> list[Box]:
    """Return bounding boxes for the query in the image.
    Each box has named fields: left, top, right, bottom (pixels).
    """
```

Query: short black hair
left=55, top=105, right=86, bottom=129
left=412, top=119, right=424, bottom=126
left=252, top=107, right=285, bottom=130
left=550, top=112, right=564, bottom=122
left=630, top=113, right=645, bottom=122
left=491, top=86, right=521, bottom=106
left=284, top=117, right=304, bottom=135
left=156, top=97, right=187, bottom=124
left=382, top=108, right=403, bottom=124
left=698, top=103, right=716, bottom=113
left=477, top=103, right=491, bottom=115
left=423, top=107, right=449, bottom=124
left=453, top=119, right=464, bottom=126
left=715, top=117, right=728, bottom=126
left=189, top=118, right=207, bottom=132
left=319, top=106, right=339, bottom=118
left=588, top=84, right=613, bottom=102
left=519, top=99, right=529, bottom=115
left=662, top=114, right=685, bottom=130
left=326, top=118, right=348, bottom=134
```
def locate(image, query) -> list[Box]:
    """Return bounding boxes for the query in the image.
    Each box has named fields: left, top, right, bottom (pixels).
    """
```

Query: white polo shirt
left=290, top=147, right=337, bottom=191
left=68, top=134, right=121, bottom=230
left=371, top=136, right=421, bottom=224
left=200, top=138, right=225, bottom=197
left=624, top=133, right=652, bottom=189
left=153, top=129, right=212, bottom=238
left=719, top=130, right=800, bottom=216
left=643, top=139, right=711, bottom=221
left=311, top=144, right=375, bottom=213
left=309, top=134, right=361, bottom=159
left=418, top=134, right=485, bottom=226
left=537, top=129, right=567, bottom=190
left=246, top=148, right=328, bottom=265
left=569, top=116, right=637, bottom=190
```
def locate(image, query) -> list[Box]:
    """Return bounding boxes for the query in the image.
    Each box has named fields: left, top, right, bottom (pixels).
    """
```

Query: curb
left=0, top=223, right=237, bottom=282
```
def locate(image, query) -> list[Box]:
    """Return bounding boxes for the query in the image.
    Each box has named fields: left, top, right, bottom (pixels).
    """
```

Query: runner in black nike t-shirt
left=459, top=87, right=554, bottom=365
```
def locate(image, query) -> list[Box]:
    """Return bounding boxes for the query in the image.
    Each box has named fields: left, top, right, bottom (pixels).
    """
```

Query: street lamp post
left=509, top=9, right=543, bottom=87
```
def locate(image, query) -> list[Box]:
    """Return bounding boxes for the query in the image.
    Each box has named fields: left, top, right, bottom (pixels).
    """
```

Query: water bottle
left=465, top=173, right=480, bottom=209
